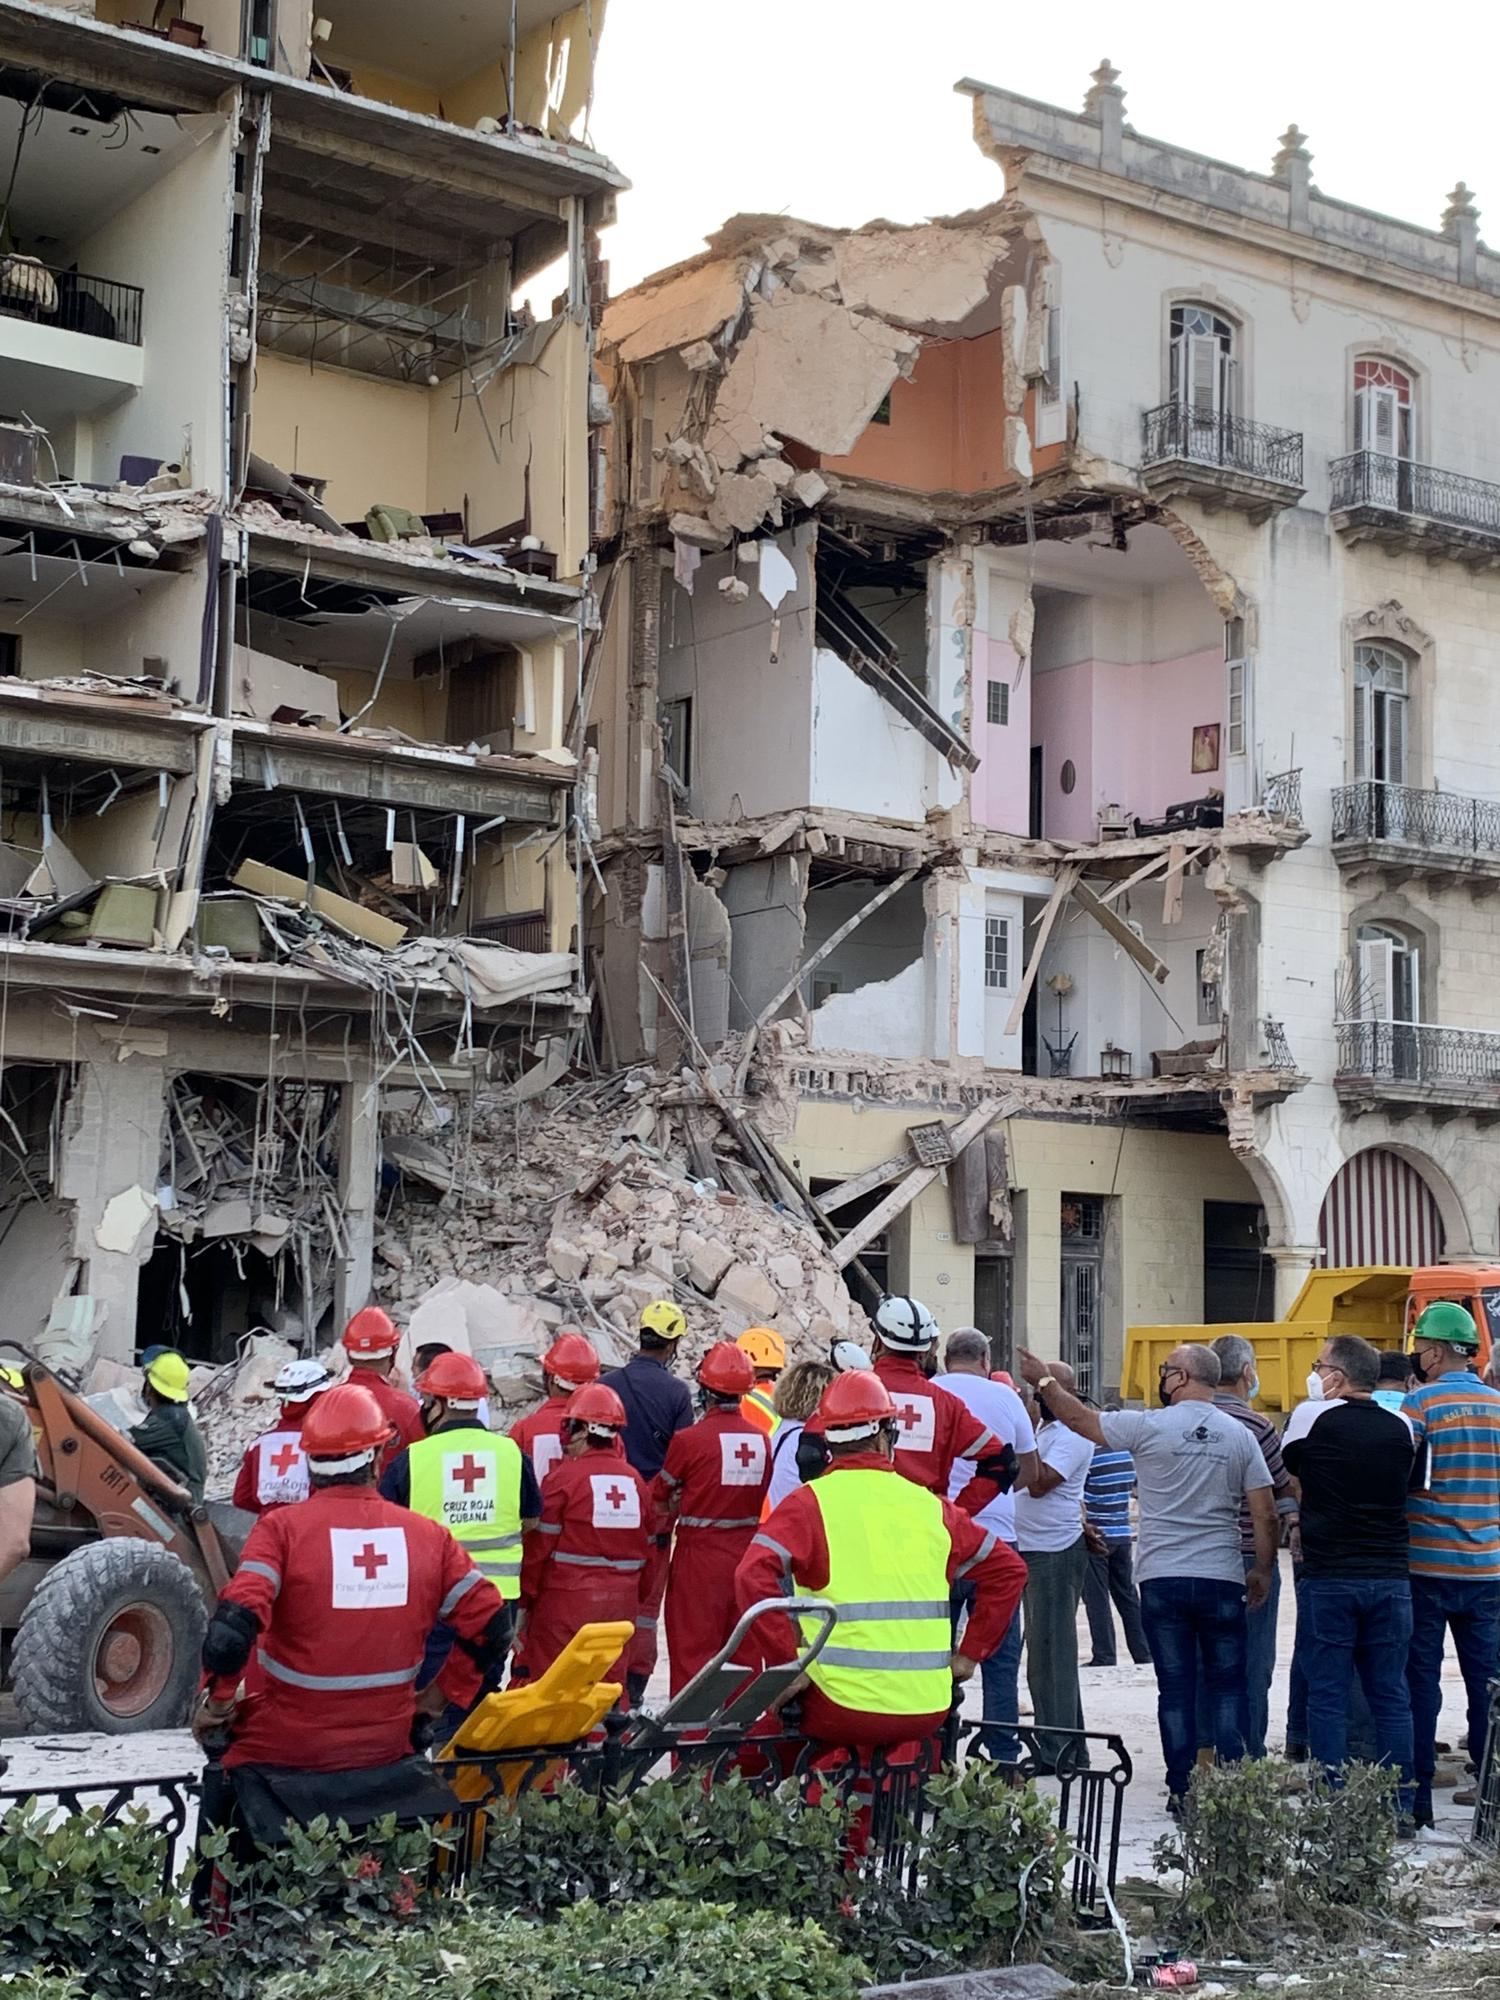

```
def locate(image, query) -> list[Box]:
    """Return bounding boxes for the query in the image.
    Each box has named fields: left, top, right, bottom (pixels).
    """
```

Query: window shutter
left=1227, top=660, right=1245, bottom=756
left=1382, top=690, right=1407, bottom=786
left=1187, top=334, right=1219, bottom=417
left=1352, top=678, right=1371, bottom=781
left=1220, top=350, right=1237, bottom=419
left=1360, top=387, right=1398, bottom=456
left=1357, top=936, right=1394, bottom=1021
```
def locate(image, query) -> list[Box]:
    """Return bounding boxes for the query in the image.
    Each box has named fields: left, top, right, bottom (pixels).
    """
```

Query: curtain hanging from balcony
left=1318, top=1147, right=1445, bottom=1268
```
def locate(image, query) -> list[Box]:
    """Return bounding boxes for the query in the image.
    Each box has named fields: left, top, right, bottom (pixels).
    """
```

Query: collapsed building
left=0, top=0, right=621, bottom=1365
left=589, top=68, right=1500, bottom=1392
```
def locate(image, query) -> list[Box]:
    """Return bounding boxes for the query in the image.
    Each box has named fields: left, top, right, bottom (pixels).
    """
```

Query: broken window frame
left=1196, top=947, right=1222, bottom=1027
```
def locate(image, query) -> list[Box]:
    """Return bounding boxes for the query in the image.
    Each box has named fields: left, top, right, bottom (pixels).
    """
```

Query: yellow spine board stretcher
left=439, top=1619, right=634, bottom=1805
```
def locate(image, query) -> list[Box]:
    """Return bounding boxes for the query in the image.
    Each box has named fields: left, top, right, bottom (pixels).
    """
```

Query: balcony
left=0, top=261, right=145, bottom=427
left=1140, top=404, right=1305, bottom=520
left=1329, top=451, right=1500, bottom=561
left=1331, top=781, right=1500, bottom=891
left=1335, top=1019, right=1500, bottom=1119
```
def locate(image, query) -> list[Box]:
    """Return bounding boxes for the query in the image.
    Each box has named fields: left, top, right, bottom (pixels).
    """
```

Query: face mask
left=1246, top=1373, right=1260, bottom=1403
left=1409, top=1350, right=1428, bottom=1384
left=1157, top=1372, right=1177, bottom=1408
left=1305, top=1370, right=1325, bottom=1402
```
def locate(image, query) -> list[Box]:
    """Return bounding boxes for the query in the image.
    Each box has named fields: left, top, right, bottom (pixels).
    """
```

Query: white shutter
left=1187, top=335, right=1220, bottom=417
left=1221, top=350, right=1237, bottom=418
left=1359, top=387, right=1398, bottom=457
left=1393, top=945, right=1419, bottom=1025
left=1382, top=692, right=1407, bottom=785
left=1227, top=660, right=1245, bottom=756
left=1357, top=936, right=1394, bottom=1021
left=1352, top=678, right=1371, bottom=780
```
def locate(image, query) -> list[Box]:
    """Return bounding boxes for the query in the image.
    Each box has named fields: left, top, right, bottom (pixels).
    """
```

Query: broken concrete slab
left=834, top=224, right=1010, bottom=337
left=717, top=1260, right=781, bottom=1322
left=95, top=1184, right=158, bottom=1256
left=601, top=258, right=747, bottom=366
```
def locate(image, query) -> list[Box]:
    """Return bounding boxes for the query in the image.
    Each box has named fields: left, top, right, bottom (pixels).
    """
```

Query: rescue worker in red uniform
left=195, top=1384, right=511, bottom=1781
left=736, top=1327, right=785, bottom=1437
left=734, top=1371, right=1026, bottom=1752
left=508, top=1331, right=601, bottom=1488
left=340, top=1306, right=422, bottom=1473
left=649, top=1342, right=770, bottom=1695
left=511, top=1382, right=652, bottom=1695
left=867, top=1295, right=1009, bottom=1511
left=232, top=1359, right=333, bottom=1516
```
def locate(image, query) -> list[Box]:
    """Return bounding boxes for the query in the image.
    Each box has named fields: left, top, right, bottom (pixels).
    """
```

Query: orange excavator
left=1, top=1354, right=246, bottom=1734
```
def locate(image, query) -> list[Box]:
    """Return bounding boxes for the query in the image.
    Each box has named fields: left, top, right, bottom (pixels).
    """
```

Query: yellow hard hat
left=0, top=1363, right=22, bottom=1392
left=640, top=1299, right=686, bottom=1341
left=145, top=1351, right=191, bottom=1402
left=737, top=1326, right=786, bottom=1373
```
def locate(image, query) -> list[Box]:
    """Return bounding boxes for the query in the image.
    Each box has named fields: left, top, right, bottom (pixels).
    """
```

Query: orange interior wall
left=823, top=330, right=1011, bottom=495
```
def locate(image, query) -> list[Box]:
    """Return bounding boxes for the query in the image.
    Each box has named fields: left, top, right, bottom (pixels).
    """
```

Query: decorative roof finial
left=1084, top=58, right=1124, bottom=116
left=1272, top=124, right=1312, bottom=178
left=1442, top=181, right=1480, bottom=232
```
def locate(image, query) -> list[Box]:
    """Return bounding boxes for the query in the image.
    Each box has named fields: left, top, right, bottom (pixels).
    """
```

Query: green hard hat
left=1412, top=1299, right=1480, bottom=1351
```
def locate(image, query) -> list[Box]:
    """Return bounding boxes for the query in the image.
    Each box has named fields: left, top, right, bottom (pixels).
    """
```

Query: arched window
left=1355, top=921, right=1419, bottom=1025
left=1354, top=357, right=1413, bottom=459
left=1352, top=642, right=1409, bottom=786
left=1170, top=304, right=1236, bottom=421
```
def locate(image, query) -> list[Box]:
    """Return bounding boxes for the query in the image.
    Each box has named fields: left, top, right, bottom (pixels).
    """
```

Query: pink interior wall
left=970, top=632, right=1030, bottom=836
left=1030, top=650, right=1222, bottom=840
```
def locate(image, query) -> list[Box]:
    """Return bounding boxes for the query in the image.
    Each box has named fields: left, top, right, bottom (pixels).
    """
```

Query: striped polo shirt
left=1405, top=1373, right=1500, bottom=1580
left=1084, top=1447, right=1135, bottom=1542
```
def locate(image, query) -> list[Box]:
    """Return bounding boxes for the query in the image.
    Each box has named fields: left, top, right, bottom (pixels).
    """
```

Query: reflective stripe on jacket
left=407, top=1426, right=525, bottom=1599
left=807, top=1467, right=953, bottom=1716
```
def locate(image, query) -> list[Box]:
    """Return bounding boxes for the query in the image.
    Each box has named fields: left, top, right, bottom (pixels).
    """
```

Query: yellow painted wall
left=327, top=665, right=445, bottom=741
left=788, top=1101, right=1262, bottom=1386
left=252, top=351, right=431, bottom=522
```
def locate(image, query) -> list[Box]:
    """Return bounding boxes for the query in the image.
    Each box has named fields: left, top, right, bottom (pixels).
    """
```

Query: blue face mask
left=1246, top=1373, right=1260, bottom=1403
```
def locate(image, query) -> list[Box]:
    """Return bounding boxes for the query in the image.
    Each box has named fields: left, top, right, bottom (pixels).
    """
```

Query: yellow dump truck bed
left=1123, top=1268, right=1411, bottom=1413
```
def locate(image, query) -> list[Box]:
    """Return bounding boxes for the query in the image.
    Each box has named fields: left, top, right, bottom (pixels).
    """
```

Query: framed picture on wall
left=1191, top=722, right=1221, bottom=774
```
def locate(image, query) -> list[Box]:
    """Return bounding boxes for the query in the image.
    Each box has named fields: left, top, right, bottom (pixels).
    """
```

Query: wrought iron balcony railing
left=1335, top=1019, right=1500, bottom=1090
left=1142, top=404, right=1304, bottom=486
left=1262, top=1019, right=1297, bottom=1072
left=1332, top=780, right=1500, bottom=854
left=1261, top=768, right=1302, bottom=823
left=1329, top=450, right=1500, bottom=538
left=0, top=256, right=143, bottom=346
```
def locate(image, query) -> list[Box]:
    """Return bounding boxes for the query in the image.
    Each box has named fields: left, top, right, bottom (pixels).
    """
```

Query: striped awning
left=1319, top=1148, right=1446, bottom=1267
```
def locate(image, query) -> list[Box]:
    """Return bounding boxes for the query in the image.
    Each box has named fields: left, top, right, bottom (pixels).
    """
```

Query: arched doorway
left=1319, top=1148, right=1446, bottom=1267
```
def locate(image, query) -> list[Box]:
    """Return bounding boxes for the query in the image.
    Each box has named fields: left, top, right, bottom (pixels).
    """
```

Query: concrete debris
left=94, top=1185, right=158, bottom=1256
left=372, top=1061, right=864, bottom=1416
left=193, top=1331, right=299, bottom=1497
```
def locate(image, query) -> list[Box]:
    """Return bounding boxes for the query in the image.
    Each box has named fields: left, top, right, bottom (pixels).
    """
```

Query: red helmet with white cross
left=815, top=1370, right=895, bottom=1444
left=300, top=1383, right=393, bottom=1470
left=697, top=1342, right=756, bottom=1397
left=543, top=1332, right=601, bottom=1390
left=416, top=1351, right=487, bottom=1408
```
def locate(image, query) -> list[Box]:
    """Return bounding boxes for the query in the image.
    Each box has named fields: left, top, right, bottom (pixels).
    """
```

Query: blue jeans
left=1140, top=1574, right=1249, bottom=1803
left=1288, top=1567, right=1378, bottom=1757
left=1196, top=1553, right=1278, bottom=1758
left=1299, top=1576, right=1413, bottom=1809
left=1406, top=1572, right=1500, bottom=1792
left=952, top=1575, right=1023, bottom=1763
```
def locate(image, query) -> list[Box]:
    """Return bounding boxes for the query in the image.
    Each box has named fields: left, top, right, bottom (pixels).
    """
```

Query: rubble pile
left=374, top=1066, right=865, bottom=1417
left=190, top=1332, right=299, bottom=1498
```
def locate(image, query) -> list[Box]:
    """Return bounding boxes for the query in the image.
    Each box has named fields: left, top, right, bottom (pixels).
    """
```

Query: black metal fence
left=1329, top=449, right=1500, bottom=536
left=1335, top=1018, right=1500, bottom=1090
left=0, top=1720, right=1131, bottom=1927
left=0, top=257, right=144, bottom=345
left=1142, top=403, right=1304, bottom=486
left=1332, top=779, right=1500, bottom=854
left=1261, top=768, right=1302, bottom=823
left=1262, top=1018, right=1297, bottom=1072
left=1472, top=1683, right=1500, bottom=1851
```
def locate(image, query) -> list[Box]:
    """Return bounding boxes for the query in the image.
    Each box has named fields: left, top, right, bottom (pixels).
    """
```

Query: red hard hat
left=815, top=1369, right=895, bottom=1439
left=697, top=1341, right=756, bottom=1396
left=416, top=1351, right=487, bottom=1404
left=342, top=1305, right=399, bottom=1357
left=544, top=1332, right=601, bottom=1387
left=300, top=1382, right=393, bottom=1462
left=565, top=1382, right=627, bottom=1430
left=990, top=1369, right=1015, bottom=1387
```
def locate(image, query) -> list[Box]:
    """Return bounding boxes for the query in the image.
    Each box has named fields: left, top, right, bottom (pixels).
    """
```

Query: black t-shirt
left=1280, top=1397, right=1413, bottom=1578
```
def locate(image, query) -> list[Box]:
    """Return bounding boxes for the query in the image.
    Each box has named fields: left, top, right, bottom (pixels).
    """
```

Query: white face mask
left=1305, top=1369, right=1326, bottom=1403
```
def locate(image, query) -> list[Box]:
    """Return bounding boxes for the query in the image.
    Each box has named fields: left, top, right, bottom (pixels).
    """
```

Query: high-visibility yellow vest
left=407, top=1426, right=524, bottom=1600
left=807, top=1468, right=953, bottom=1715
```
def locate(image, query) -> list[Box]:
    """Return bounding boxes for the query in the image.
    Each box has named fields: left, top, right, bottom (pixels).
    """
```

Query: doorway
left=1202, top=1201, right=1274, bottom=1324
left=1029, top=745, right=1044, bottom=838
left=1060, top=1193, right=1104, bottom=1401
left=973, top=1247, right=1014, bottom=1370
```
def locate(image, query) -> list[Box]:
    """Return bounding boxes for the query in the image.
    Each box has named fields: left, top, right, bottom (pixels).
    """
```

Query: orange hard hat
left=698, top=1341, right=756, bottom=1396
left=342, top=1305, right=399, bottom=1357
left=815, top=1369, right=895, bottom=1442
left=565, top=1382, right=628, bottom=1430
left=544, top=1332, right=601, bottom=1387
left=736, top=1326, right=786, bottom=1373
left=416, top=1351, right=488, bottom=1406
left=300, top=1382, right=393, bottom=1465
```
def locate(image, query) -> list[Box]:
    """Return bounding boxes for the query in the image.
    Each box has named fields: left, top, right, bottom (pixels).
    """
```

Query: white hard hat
left=273, top=1357, right=333, bottom=1405
left=872, top=1295, right=939, bottom=1352
left=831, top=1339, right=873, bottom=1374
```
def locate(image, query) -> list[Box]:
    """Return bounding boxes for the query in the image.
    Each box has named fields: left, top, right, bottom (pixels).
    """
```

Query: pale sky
left=586, top=0, right=1498, bottom=294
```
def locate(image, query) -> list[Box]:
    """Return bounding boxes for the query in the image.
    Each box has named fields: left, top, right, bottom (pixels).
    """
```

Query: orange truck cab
left=1406, top=1265, right=1499, bottom=1374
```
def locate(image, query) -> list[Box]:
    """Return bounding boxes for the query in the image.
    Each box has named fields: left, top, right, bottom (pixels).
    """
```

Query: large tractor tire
left=12, top=1539, right=208, bottom=1734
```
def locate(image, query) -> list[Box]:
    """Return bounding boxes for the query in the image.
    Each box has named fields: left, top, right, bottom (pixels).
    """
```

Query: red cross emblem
left=451, top=1454, right=486, bottom=1494
left=352, top=1542, right=389, bottom=1581
left=270, top=1442, right=301, bottom=1477
left=896, top=1403, right=922, bottom=1432
left=734, top=1441, right=758, bottom=1468
left=604, top=1484, right=627, bottom=1510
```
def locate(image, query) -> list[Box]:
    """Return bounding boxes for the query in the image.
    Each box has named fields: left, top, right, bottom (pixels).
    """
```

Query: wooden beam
left=818, top=1148, right=915, bottom=1215
left=1162, top=842, right=1187, bottom=924
left=1095, top=849, right=1174, bottom=907
left=753, top=867, right=919, bottom=1028
left=832, top=1096, right=1022, bottom=1270
left=1072, top=878, right=1171, bottom=983
left=1004, top=863, right=1081, bottom=1037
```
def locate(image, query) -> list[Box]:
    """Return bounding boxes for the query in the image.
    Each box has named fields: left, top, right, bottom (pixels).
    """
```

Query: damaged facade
left=0, top=0, right=621, bottom=1364
left=590, top=71, right=1500, bottom=1390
